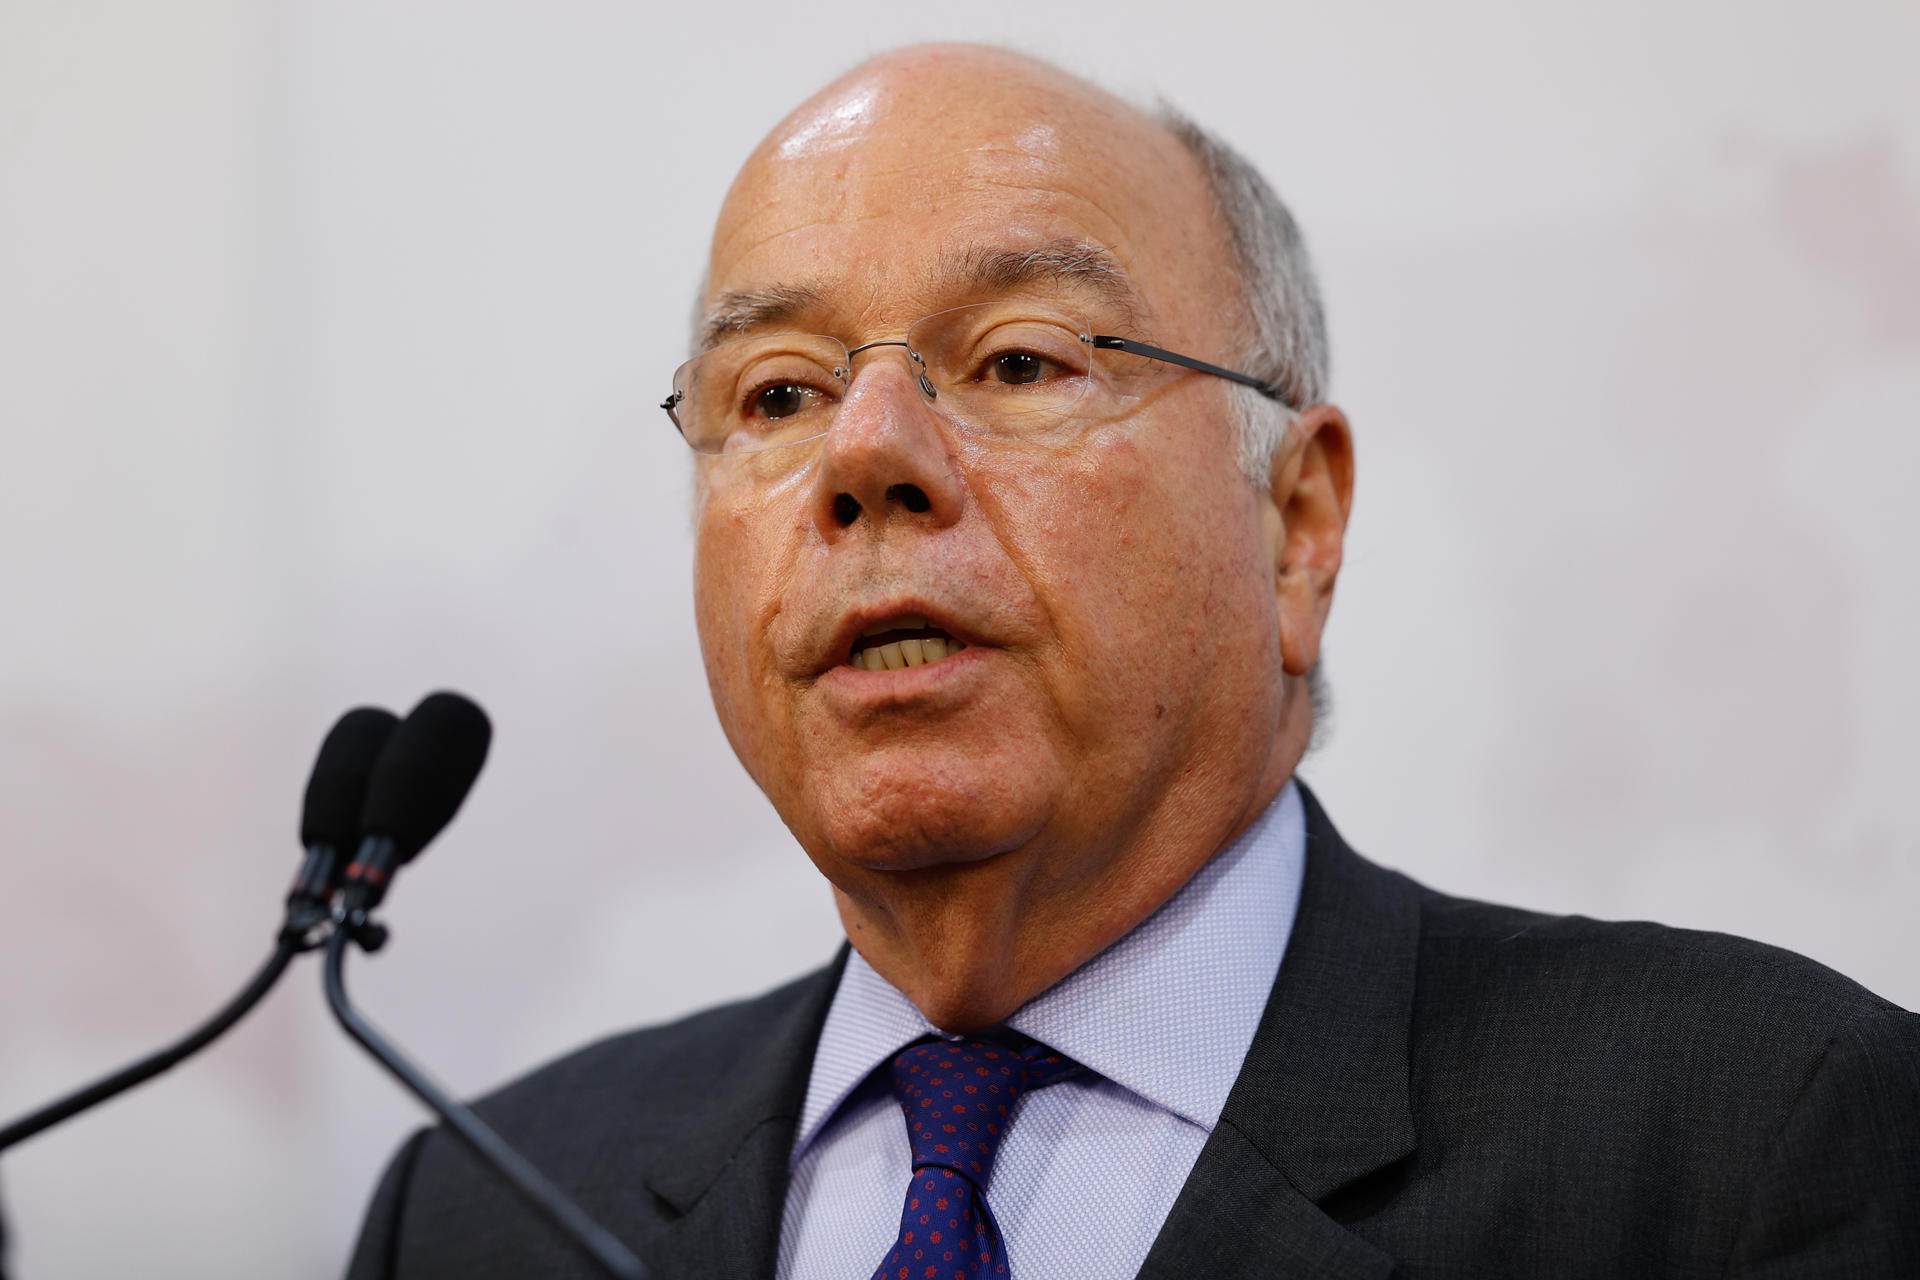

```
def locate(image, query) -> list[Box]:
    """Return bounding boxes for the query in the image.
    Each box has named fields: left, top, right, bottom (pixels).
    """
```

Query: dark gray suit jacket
left=345, top=789, right=1920, bottom=1278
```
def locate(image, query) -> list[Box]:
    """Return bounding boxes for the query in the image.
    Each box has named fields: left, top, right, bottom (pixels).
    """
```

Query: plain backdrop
left=2, top=2, right=1916, bottom=1276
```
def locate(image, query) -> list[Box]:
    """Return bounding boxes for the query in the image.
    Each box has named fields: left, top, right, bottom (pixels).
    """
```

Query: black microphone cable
left=321, top=692, right=647, bottom=1280
left=0, top=948, right=296, bottom=1157
left=0, top=706, right=398, bottom=1154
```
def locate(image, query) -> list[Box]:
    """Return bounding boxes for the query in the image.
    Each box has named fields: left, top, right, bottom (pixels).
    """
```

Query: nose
left=809, top=345, right=965, bottom=538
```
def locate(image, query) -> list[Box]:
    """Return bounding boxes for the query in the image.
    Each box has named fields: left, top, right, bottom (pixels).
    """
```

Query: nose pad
left=847, top=338, right=940, bottom=405
left=909, top=353, right=937, bottom=400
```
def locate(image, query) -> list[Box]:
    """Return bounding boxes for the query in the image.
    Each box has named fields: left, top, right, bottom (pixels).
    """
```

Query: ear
left=1262, top=404, right=1354, bottom=676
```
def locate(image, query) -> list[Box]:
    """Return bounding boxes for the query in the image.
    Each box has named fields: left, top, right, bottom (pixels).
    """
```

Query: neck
left=836, top=694, right=1313, bottom=1032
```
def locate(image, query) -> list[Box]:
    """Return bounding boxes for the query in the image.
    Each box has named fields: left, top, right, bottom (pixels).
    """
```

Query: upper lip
left=821, top=599, right=980, bottom=671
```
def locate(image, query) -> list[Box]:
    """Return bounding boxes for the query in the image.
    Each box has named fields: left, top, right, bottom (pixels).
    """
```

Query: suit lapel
left=637, top=948, right=847, bottom=1280
left=1139, top=783, right=1420, bottom=1278
left=1136, top=1122, right=1397, bottom=1279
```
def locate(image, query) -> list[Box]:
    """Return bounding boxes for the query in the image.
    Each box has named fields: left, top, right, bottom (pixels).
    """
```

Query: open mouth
left=847, top=616, right=968, bottom=671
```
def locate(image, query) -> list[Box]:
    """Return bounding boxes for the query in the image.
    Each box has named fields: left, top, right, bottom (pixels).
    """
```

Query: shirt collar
left=791, top=780, right=1307, bottom=1162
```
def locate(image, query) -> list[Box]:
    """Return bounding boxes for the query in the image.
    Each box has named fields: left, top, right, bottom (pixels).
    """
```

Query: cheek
left=692, top=479, right=801, bottom=753
left=1007, top=425, right=1274, bottom=730
left=692, top=495, right=749, bottom=668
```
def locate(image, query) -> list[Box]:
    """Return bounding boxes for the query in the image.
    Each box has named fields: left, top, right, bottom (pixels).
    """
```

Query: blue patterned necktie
left=870, top=1034, right=1081, bottom=1280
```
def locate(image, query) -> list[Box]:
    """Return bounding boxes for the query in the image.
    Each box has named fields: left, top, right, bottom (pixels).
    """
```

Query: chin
left=793, top=750, right=1061, bottom=874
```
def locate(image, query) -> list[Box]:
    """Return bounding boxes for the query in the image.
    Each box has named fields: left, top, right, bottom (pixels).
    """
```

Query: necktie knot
left=889, top=1034, right=1079, bottom=1185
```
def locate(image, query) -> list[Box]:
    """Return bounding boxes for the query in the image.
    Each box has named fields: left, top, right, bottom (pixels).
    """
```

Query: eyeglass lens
left=670, top=301, right=1104, bottom=456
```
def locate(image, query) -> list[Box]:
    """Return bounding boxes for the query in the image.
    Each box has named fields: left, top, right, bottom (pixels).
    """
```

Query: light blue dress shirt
left=776, top=781, right=1307, bottom=1280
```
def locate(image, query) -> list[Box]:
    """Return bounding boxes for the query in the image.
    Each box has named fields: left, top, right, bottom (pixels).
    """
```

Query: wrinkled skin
left=692, top=45, right=1354, bottom=1030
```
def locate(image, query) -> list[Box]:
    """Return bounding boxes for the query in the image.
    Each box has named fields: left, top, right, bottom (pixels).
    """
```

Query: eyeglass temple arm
left=1089, top=336, right=1293, bottom=407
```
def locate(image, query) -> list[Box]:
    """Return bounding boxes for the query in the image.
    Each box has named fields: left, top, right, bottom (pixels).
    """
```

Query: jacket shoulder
left=344, top=958, right=842, bottom=1279
left=465, top=958, right=838, bottom=1136
left=1369, top=876, right=1920, bottom=1273
left=1405, top=883, right=1916, bottom=1200
left=1415, top=887, right=1905, bottom=1031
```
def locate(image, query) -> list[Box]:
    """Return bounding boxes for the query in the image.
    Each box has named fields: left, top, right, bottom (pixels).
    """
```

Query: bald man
left=345, top=46, right=1920, bottom=1280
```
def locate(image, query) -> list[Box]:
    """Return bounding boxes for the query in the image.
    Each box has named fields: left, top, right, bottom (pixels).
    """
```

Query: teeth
left=849, top=636, right=966, bottom=671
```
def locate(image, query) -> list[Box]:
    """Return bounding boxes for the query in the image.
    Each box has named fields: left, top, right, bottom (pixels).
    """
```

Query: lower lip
left=817, top=645, right=985, bottom=703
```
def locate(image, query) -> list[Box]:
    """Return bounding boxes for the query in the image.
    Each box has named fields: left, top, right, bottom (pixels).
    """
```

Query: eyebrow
left=696, top=238, right=1145, bottom=350
left=698, top=282, right=824, bottom=351
left=947, top=240, right=1144, bottom=325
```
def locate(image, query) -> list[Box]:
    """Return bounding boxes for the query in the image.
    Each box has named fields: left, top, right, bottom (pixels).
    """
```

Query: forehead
left=706, top=49, right=1235, bottom=338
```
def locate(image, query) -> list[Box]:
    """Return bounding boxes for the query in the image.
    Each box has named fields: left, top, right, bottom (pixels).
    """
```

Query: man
left=346, top=45, right=1920, bottom=1279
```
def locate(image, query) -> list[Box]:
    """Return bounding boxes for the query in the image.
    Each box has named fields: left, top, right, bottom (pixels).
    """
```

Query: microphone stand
left=0, top=932, right=303, bottom=1154
left=322, top=928, right=647, bottom=1280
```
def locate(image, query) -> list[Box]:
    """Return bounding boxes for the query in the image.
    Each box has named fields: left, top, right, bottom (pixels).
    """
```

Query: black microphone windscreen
left=360, top=691, right=492, bottom=863
left=301, top=707, right=402, bottom=849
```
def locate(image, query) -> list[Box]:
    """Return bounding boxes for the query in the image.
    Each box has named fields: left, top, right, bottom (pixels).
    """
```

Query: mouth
left=845, top=615, right=969, bottom=672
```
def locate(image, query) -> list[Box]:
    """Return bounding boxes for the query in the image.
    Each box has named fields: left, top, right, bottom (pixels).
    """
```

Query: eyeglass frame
left=658, top=323, right=1296, bottom=452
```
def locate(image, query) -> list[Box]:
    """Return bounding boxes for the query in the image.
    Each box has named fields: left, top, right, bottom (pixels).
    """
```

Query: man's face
left=691, top=50, right=1304, bottom=916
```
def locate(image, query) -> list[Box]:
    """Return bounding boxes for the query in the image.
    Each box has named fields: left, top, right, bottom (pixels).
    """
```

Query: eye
left=959, top=319, right=1089, bottom=389
left=989, top=352, right=1049, bottom=385
left=748, top=382, right=820, bottom=420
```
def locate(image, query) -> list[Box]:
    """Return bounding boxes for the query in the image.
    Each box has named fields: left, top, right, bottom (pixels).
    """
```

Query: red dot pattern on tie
left=869, top=1035, right=1080, bottom=1280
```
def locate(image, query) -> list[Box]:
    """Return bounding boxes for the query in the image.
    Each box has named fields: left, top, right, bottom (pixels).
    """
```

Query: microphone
left=0, top=706, right=397, bottom=1154
left=320, top=692, right=646, bottom=1280
left=287, top=706, right=400, bottom=937
left=335, top=690, right=492, bottom=933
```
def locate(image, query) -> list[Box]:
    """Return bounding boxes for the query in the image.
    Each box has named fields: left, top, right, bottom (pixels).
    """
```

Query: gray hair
left=1156, top=106, right=1334, bottom=745
left=1154, top=105, right=1329, bottom=485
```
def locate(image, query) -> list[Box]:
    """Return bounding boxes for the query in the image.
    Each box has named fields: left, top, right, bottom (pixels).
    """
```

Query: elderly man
left=346, top=45, right=1919, bottom=1280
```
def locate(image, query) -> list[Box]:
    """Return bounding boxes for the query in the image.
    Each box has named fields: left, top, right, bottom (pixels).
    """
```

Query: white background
left=2, top=3, right=1916, bottom=1276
